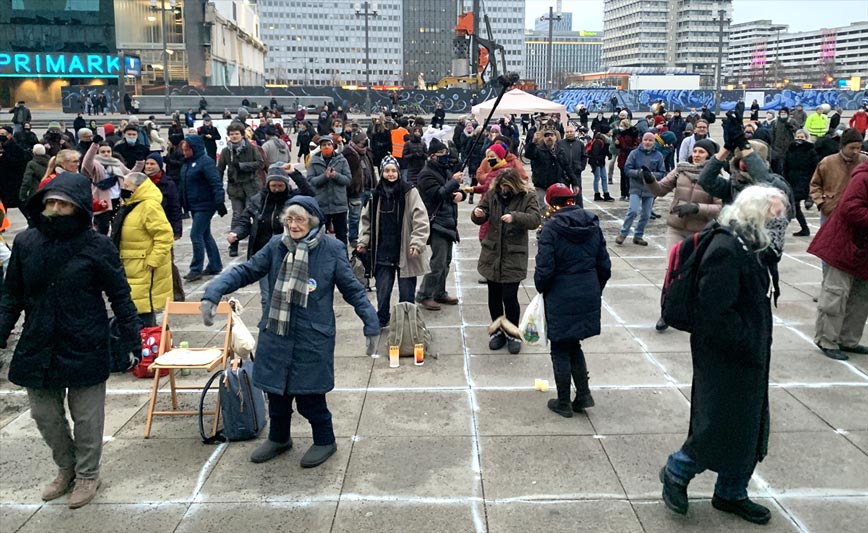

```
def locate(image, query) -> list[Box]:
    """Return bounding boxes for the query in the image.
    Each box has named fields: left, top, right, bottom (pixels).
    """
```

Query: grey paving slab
left=196, top=438, right=349, bottom=502
left=478, top=436, right=625, bottom=501
left=584, top=388, right=690, bottom=435
left=341, top=436, right=478, bottom=498
left=467, top=352, right=555, bottom=388
left=114, top=391, right=218, bottom=440
left=786, top=387, right=868, bottom=431
left=780, top=496, right=868, bottom=533
left=586, top=350, right=670, bottom=386
left=647, top=352, right=694, bottom=384
left=356, top=391, right=472, bottom=437
left=17, top=503, right=188, bottom=533
left=844, top=430, right=868, bottom=454
left=0, top=393, right=29, bottom=429
left=368, top=354, right=468, bottom=388
left=574, top=326, right=647, bottom=354
left=769, top=389, right=832, bottom=433
left=290, top=392, right=365, bottom=439
left=331, top=501, right=477, bottom=533
left=755, top=432, right=868, bottom=494
left=474, top=390, right=595, bottom=436
left=485, top=500, right=644, bottom=533
left=602, top=286, right=669, bottom=325
left=177, top=502, right=336, bottom=533
left=0, top=438, right=58, bottom=504
left=631, top=499, right=800, bottom=532
left=769, top=350, right=868, bottom=384
left=333, top=356, right=374, bottom=389
left=0, top=504, right=39, bottom=532
left=626, top=326, right=691, bottom=353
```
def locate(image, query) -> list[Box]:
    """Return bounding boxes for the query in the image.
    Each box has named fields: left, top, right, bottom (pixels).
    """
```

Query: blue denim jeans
left=189, top=209, right=222, bottom=275
left=347, top=190, right=371, bottom=243
left=620, top=194, right=654, bottom=238
left=666, top=447, right=753, bottom=501
left=592, top=165, right=609, bottom=194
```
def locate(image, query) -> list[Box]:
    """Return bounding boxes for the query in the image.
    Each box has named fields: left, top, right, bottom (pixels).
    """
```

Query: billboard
left=12, top=0, right=99, bottom=10
left=0, top=52, right=121, bottom=78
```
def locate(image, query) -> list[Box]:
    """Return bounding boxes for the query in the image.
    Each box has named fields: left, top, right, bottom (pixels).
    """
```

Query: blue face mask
left=437, top=154, right=451, bottom=166
left=125, top=137, right=136, bottom=144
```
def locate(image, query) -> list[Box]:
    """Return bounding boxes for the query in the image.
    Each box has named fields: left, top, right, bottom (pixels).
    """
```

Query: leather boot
left=593, top=192, right=603, bottom=202
left=602, top=193, right=615, bottom=202
left=547, top=377, right=573, bottom=417
left=228, top=241, right=239, bottom=257
left=571, top=349, right=595, bottom=411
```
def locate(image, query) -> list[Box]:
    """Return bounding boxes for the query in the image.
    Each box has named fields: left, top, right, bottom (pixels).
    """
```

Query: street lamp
left=354, top=2, right=378, bottom=115
left=541, top=6, right=563, bottom=91
left=150, top=0, right=171, bottom=115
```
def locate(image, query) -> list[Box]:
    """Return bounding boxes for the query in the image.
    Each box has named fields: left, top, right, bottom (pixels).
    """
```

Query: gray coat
left=308, top=152, right=351, bottom=215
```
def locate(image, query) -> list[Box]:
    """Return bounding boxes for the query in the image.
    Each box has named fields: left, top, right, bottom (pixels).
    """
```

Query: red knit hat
left=545, top=183, right=574, bottom=206
left=488, top=143, right=507, bottom=160
left=653, top=115, right=665, bottom=125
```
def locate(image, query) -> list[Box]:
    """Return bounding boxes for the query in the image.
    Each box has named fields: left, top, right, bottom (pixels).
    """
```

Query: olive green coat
left=471, top=189, right=542, bottom=282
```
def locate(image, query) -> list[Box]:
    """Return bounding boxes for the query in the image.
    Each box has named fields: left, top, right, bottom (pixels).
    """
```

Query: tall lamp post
left=150, top=0, right=171, bottom=115
left=542, top=6, right=562, bottom=91
left=714, top=7, right=726, bottom=115
left=355, top=2, right=379, bottom=115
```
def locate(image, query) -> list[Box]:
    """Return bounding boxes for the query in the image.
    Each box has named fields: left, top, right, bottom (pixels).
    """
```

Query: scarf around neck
left=267, top=224, right=324, bottom=336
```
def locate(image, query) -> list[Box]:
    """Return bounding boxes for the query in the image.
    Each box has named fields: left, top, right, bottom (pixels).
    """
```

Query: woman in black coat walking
left=534, top=184, right=611, bottom=417
left=783, top=129, right=819, bottom=236
left=660, top=186, right=788, bottom=526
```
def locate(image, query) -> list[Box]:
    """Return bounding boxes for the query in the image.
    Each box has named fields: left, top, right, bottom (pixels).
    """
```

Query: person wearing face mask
left=677, top=119, right=714, bottom=164
left=309, top=137, right=352, bottom=246
left=848, top=105, right=868, bottom=136
left=144, top=152, right=184, bottom=301
left=750, top=99, right=760, bottom=122
left=344, top=131, right=378, bottom=247
left=218, top=122, right=265, bottom=257
left=804, top=106, right=830, bottom=141
left=0, top=125, right=28, bottom=210
left=615, top=119, right=641, bottom=200
left=203, top=196, right=379, bottom=467
left=616, top=132, right=665, bottom=246
left=0, top=172, right=140, bottom=509
left=180, top=135, right=227, bottom=281
left=357, top=156, right=431, bottom=329
left=110, top=172, right=174, bottom=327
left=591, top=112, right=607, bottom=134
left=588, top=124, right=615, bottom=202
left=760, top=111, right=776, bottom=131
left=93, top=142, right=142, bottom=231
left=471, top=168, right=542, bottom=354
left=770, top=107, right=797, bottom=174
left=415, top=138, right=466, bottom=310
left=525, top=126, right=575, bottom=209
left=114, top=125, right=149, bottom=169
left=557, top=126, right=587, bottom=204
left=197, top=116, right=221, bottom=160
left=14, top=122, right=39, bottom=151
left=400, top=126, right=427, bottom=185
left=368, top=116, right=392, bottom=169
left=76, top=135, right=115, bottom=233
left=660, top=186, right=788, bottom=526
left=783, top=130, right=820, bottom=236
left=667, top=110, right=687, bottom=152
left=144, top=120, right=167, bottom=154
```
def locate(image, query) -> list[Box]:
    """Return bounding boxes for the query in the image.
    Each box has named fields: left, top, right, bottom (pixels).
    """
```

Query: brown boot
left=41, top=469, right=75, bottom=501
left=68, top=477, right=101, bottom=509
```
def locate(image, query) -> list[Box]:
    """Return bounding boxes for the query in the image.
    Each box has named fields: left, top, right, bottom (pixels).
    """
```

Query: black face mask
left=268, top=189, right=289, bottom=204
left=487, top=158, right=498, bottom=167
left=120, top=189, right=133, bottom=200
left=39, top=213, right=87, bottom=240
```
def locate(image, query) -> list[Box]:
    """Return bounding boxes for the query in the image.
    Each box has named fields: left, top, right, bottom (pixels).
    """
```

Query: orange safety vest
left=391, top=127, right=408, bottom=158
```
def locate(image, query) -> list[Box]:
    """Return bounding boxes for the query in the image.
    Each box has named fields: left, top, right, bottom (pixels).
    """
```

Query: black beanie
left=840, top=128, right=863, bottom=146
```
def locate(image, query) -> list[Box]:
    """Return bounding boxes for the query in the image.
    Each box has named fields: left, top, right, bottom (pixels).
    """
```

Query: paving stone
left=586, top=351, right=669, bottom=386
left=334, top=356, right=373, bottom=389
left=0, top=438, right=60, bottom=503
left=18, top=503, right=187, bottom=533
left=585, top=388, right=690, bottom=435
left=769, top=350, right=868, bottom=384
left=843, top=430, right=868, bottom=454
left=474, top=390, right=595, bottom=436
left=331, top=501, right=476, bottom=533
left=356, top=391, right=472, bottom=437
left=786, top=386, right=868, bottom=431
left=768, top=388, right=831, bottom=433
left=779, top=496, right=868, bottom=533
left=196, top=438, right=349, bottom=503
left=485, top=500, right=644, bottom=532
left=368, top=354, right=468, bottom=388
left=290, top=392, right=365, bottom=439
left=625, top=326, right=691, bottom=353
left=0, top=504, right=39, bottom=532
left=341, top=436, right=478, bottom=498
left=0, top=393, right=29, bottom=429
left=467, top=353, right=556, bottom=388
left=114, top=391, right=219, bottom=440
left=479, top=436, right=625, bottom=501
left=631, top=499, right=799, bottom=532
left=647, top=352, right=694, bottom=384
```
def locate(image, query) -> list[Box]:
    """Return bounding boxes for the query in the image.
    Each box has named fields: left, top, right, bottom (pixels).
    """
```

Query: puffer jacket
left=180, top=135, right=225, bottom=212
left=308, top=151, right=351, bottom=215
left=115, top=178, right=174, bottom=314
left=647, top=162, right=722, bottom=233
left=0, top=172, right=140, bottom=389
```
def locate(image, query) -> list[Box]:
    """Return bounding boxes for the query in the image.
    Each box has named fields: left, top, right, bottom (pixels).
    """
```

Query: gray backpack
left=387, top=302, right=436, bottom=358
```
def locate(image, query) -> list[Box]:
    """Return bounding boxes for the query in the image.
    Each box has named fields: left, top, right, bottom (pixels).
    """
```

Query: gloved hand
left=672, top=203, right=700, bottom=217
left=641, top=166, right=655, bottom=184
left=200, top=300, right=218, bottom=327
left=805, top=197, right=814, bottom=209
left=96, top=176, right=117, bottom=190
left=722, top=111, right=748, bottom=151
left=216, top=203, right=228, bottom=217
left=365, top=334, right=380, bottom=356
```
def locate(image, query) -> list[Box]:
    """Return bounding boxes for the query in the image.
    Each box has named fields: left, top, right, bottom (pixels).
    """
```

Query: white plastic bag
left=519, top=293, right=547, bottom=346
left=228, top=298, right=256, bottom=358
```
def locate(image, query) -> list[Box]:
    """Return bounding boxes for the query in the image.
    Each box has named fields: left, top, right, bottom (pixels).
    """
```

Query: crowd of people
left=0, top=98, right=866, bottom=526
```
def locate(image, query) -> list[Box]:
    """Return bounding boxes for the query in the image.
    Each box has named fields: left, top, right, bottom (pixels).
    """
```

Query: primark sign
left=0, top=52, right=121, bottom=78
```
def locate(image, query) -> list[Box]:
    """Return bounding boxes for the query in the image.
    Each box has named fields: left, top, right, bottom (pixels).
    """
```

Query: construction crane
left=437, top=1, right=507, bottom=90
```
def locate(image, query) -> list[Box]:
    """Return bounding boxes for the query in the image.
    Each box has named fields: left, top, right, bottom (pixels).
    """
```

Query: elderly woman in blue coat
left=201, top=196, right=379, bottom=468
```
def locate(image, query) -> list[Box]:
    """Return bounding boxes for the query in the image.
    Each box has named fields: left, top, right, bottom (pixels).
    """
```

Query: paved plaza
left=1, top=131, right=867, bottom=532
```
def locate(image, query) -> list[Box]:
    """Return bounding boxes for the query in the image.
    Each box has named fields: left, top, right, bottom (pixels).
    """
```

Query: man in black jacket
left=197, top=115, right=221, bottom=160
left=0, top=172, right=140, bottom=509
left=525, top=127, right=576, bottom=209
left=415, top=138, right=465, bottom=310
left=218, top=122, right=265, bottom=256
left=114, top=125, right=149, bottom=168
left=557, top=124, right=587, bottom=206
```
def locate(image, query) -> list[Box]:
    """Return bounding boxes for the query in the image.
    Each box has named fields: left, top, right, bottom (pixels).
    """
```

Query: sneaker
left=649, top=211, right=660, bottom=220
left=659, top=467, right=688, bottom=515
left=633, top=237, right=648, bottom=246
left=655, top=316, right=669, bottom=332
left=250, top=439, right=293, bottom=463
left=818, top=346, right=849, bottom=361
left=840, top=344, right=868, bottom=355
left=41, top=469, right=75, bottom=501
left=711, top=495, right=771, bottom=525
left=300, top=442, right=337, bottom=468
left=615, top=235, right=626, bottom=245
left=489, top=330, right=507, bottom=350
left=572, top=394, right=595, bottom=412
left=619, top=196, right=628, bottom=201
left=68, top=477, right=101, bottom=509
left=505, top=334, right=522, bottom=354
left=547, top=398, right=573, bottom=418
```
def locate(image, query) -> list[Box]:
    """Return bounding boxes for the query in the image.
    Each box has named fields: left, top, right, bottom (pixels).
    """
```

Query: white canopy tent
left=471, top=89, right=568, bottom=124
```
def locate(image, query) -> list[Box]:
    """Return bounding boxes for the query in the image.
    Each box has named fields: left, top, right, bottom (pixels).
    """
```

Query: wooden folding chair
left=143, top=299, right=233, bottom=438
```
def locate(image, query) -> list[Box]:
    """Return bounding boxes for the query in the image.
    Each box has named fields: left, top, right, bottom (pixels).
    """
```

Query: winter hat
left=352, top=131, right=368, bottom=145
left=488, top=143, right=507, bottom=160
left=427, top=138, right=448, bottom=155
left=103, top=123, right=115, bottom=136
left=684, top=123, right=694, bottom=133
left=48, top=121, right=61, bottom=130
left=124, top=124, right=139, bottom=134
left=266, top=166, right=290, bottom=187
left=693, top=139, right=718, bottom=157
left=32, top=144, right=46, bottom=156
left=380, top=155, right=400, bottom=174
left=489, top=124, right=501, bottom=133
left=43, top=191, right=76, bottom=205
left=840, top=128, right=863, bottom=146
left=146, top=152, right=164, bottom=169
left=545, top=183, right=574, bottom=206
left=653, top=115, right=665, bottom=125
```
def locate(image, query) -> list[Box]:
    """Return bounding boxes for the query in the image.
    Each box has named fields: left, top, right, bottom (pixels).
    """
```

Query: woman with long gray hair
left=660, top=185, right=787, bottom=526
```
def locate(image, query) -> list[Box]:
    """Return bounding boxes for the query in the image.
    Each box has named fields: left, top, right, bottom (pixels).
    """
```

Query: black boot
left=229, top=242, right=239, bottom=257
left=602, top=193, right=615, bottom=202
left=570, top=347, right=595, bottom=412
left=593, top=192, right=603, bottom=202
left=468, top=193, right=474, bottom=205
left=547, top=377, right=573, bottom=418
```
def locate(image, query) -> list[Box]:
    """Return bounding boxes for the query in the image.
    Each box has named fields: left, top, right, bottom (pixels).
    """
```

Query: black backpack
left=660, top=223, right=732, bottom=332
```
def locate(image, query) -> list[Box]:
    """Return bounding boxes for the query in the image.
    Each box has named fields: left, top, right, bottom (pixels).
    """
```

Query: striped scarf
left=266, top=225, right=323, bottom=336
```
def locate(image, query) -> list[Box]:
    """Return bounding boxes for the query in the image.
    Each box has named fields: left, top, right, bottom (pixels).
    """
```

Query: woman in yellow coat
left=112, top=172, right=174, bottom=326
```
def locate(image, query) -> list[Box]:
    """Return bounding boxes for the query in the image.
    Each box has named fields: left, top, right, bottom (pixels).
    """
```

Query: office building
left=728, top=20, right=868, bottom=88
left=534, top=12, right=572, bottom=32
left=525, top=27, right=602, bottom=88
left=481, top=0, right=526, bottom=78
left=403, top=0, right=458, bottom=86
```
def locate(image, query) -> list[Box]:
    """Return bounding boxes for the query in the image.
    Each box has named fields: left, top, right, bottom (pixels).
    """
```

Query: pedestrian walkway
left=0, top=163, right=866, bottom=532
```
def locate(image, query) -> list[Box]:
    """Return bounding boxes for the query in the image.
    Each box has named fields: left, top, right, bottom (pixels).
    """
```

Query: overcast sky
left=523, top=0, right=868, bottom=32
